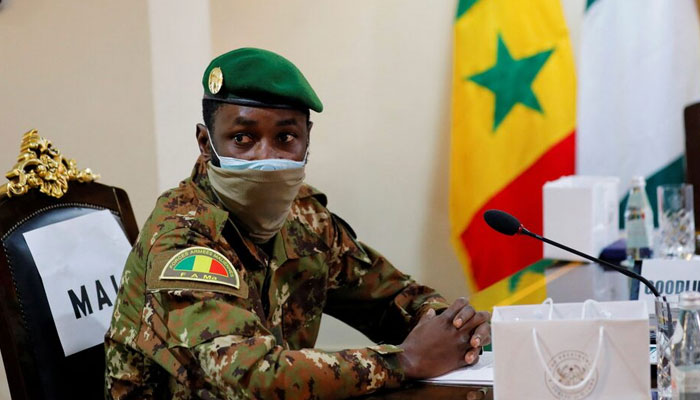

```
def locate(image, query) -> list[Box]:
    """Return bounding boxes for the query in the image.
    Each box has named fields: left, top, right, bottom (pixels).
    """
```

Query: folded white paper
left=421, top=352, right=493, bottom=386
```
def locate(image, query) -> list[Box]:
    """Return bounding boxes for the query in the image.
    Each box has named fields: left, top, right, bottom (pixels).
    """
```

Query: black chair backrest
left=685, top=102, right=700, bottom=230
left=0, top=180, right=138, bottom=399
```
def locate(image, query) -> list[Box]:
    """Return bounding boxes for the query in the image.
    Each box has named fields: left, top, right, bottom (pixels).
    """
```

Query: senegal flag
left=449, top=0, right=576, bottom=306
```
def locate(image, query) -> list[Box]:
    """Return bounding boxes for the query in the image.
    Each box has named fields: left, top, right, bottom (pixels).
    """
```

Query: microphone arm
left=518, top=226, right=662, bottom=298
left=521, top=225, right=673, bottom=338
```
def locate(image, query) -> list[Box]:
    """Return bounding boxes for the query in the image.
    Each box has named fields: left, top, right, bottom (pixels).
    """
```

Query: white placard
left=23, top=210, right=131, bottom=356
left=639, top=259, right=700, bottom=308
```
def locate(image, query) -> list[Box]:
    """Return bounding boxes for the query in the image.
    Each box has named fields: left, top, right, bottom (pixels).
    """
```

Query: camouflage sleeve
left=147, top=290, right=405, bottom=399
left=105, top=336, right=163, bottom=399
left=140, top=228, right=405, bottom=399
left=323, top=215, right=449, bottom=345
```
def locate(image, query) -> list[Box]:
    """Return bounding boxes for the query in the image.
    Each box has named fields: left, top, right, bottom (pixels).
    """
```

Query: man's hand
left=397, top=298, right=491, bottom=380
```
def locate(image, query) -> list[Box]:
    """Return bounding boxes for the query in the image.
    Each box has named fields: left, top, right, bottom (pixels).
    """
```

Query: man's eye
left=233, top=134, right=252, bottom=144
left=277, top=133, right=296, bottom=143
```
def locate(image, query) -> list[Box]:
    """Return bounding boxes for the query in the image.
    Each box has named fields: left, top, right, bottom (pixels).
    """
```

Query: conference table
left=362, top=383, right=658, bottom=399
left=361, top=383, right=492, bottom=399
left=357, top=367, right=658, bottom=398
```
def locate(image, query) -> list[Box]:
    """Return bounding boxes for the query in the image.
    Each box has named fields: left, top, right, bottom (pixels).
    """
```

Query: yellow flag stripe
left=469, top=261, right=582, bottom=312
left=192, top=255, right=212, bottom=273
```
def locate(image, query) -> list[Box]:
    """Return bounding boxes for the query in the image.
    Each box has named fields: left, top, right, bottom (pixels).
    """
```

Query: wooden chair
left=0, top=130, right=138, bottom=399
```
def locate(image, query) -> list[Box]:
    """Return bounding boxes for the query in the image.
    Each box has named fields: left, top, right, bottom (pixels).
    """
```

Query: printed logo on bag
left=545, top=350, right=598, bottom=400
left=160, top=247, right=239, bottom=289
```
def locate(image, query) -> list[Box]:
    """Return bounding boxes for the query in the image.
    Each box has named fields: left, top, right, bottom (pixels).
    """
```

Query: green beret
left=202, top=48, right=323, bottom=113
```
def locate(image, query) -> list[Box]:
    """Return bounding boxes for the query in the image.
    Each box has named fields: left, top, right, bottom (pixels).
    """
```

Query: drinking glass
left=657, top=184, right=695, bottom=259
left=655, top=295, right=679, bottom=400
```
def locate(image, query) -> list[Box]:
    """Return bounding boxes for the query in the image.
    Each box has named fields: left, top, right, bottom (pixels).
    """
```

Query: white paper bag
left=492, top=300, right=650, bottom=400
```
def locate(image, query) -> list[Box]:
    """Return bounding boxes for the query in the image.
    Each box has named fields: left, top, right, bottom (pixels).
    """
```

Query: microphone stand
left=520, top=226, right=660, bottom=297
left=518, top=226, right=673, bottom=336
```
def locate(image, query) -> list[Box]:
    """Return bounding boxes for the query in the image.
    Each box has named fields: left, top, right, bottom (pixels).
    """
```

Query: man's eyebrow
left=233, top=117, right=257, bottom=126
left=276, top=118, right=299, bottom=127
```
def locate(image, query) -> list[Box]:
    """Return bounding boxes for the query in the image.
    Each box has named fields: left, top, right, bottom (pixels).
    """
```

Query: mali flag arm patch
left=160, top=246, right=239, bottom=288
left=151, top=247, right=248, bottom=298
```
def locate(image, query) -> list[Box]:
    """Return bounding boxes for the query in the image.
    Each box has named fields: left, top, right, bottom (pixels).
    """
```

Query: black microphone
left=483, top=209, right=662, bottom=298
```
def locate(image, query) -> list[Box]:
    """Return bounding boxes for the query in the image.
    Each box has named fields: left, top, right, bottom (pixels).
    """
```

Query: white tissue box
left=543, top=176, right=619, bottom=261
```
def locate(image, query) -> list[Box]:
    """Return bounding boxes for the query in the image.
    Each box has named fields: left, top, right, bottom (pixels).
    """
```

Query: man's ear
left=196, top=123, right=211, bottom=162
left=306, top=120, right=313, bottom=146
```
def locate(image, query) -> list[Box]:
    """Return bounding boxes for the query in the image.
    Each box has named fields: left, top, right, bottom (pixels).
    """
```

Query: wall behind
left=0, top=0, right=158, bottom=225
left=148, top=0, right=212, bottom=193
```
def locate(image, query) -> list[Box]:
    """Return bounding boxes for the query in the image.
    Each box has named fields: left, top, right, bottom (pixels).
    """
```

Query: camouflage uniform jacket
left=105, top=157, right=448, bottom=399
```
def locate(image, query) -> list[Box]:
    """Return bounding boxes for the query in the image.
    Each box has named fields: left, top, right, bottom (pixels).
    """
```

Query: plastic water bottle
left=624, top=176, right=654, bottom=261
left=671, top=291, right=700, bottom=399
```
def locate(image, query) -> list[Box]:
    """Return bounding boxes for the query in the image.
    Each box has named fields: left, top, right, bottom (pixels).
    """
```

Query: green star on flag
left=468, top=34, right=554, bottom=131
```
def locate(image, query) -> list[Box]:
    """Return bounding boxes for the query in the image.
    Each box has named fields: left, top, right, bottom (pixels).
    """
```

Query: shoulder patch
left=159, top=247, right=240, bottom=289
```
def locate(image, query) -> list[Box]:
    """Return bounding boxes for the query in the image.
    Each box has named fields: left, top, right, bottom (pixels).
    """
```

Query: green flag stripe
left=456, top=0, right=479, bottom=20
left=507, top=258, right=553, bottom=292
left=586, top=0, right=600, bottom=11
left=618, top=155, right=686, bottom=228
left=173, top=256, right=195, bottom=271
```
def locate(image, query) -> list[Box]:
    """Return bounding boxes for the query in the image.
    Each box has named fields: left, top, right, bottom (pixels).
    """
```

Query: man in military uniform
left=105, top=48, right=491, bottom=399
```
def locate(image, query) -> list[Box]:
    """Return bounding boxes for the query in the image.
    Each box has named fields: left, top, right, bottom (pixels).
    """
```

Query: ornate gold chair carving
left=0, top=130, right=138, bottom=399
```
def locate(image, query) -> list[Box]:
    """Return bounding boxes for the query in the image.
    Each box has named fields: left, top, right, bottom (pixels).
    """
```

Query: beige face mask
left=207, top=161, right=305, bottom=243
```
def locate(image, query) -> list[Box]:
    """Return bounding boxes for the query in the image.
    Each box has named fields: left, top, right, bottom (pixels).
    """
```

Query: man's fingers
left=464, top=347, right=480, bottom=365
left=459, top=310, right=490, bottom=333
left=441, top=297, right=469, bottom=322
left=452, top=305, right=476, bottom=329
left=467, top=388, right=487, bottom=400
left=470, top=320, right=491, bottom=348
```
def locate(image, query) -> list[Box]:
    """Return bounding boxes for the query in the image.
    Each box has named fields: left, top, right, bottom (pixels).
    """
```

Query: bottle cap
left=679, top=291, right=700, bottom=309
left=631, top=176, right=646, bottom=187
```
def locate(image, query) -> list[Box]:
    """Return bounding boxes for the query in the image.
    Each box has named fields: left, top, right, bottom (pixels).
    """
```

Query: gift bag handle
left=543, top=298, right=554, bottom=320
left=532, top=326, right=604, bottom=391
left=581, top=299, right=612, bottom=319
left=541, top=299, right=611, bottom=320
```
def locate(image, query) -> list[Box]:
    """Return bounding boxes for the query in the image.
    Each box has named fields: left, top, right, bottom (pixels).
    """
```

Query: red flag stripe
left=460, top=131, right=576, bottom=289
left=209, top=259, right=227, bottom=276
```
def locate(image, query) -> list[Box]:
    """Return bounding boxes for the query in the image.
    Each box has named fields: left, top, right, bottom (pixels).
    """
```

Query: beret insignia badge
left=160, top=246, right=239, bottom=289
left=208, top=67, right=224, bottom=94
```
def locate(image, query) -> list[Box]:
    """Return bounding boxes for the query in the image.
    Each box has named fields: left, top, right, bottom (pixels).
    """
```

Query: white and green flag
left=577, top=0, right=700, bottom=222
